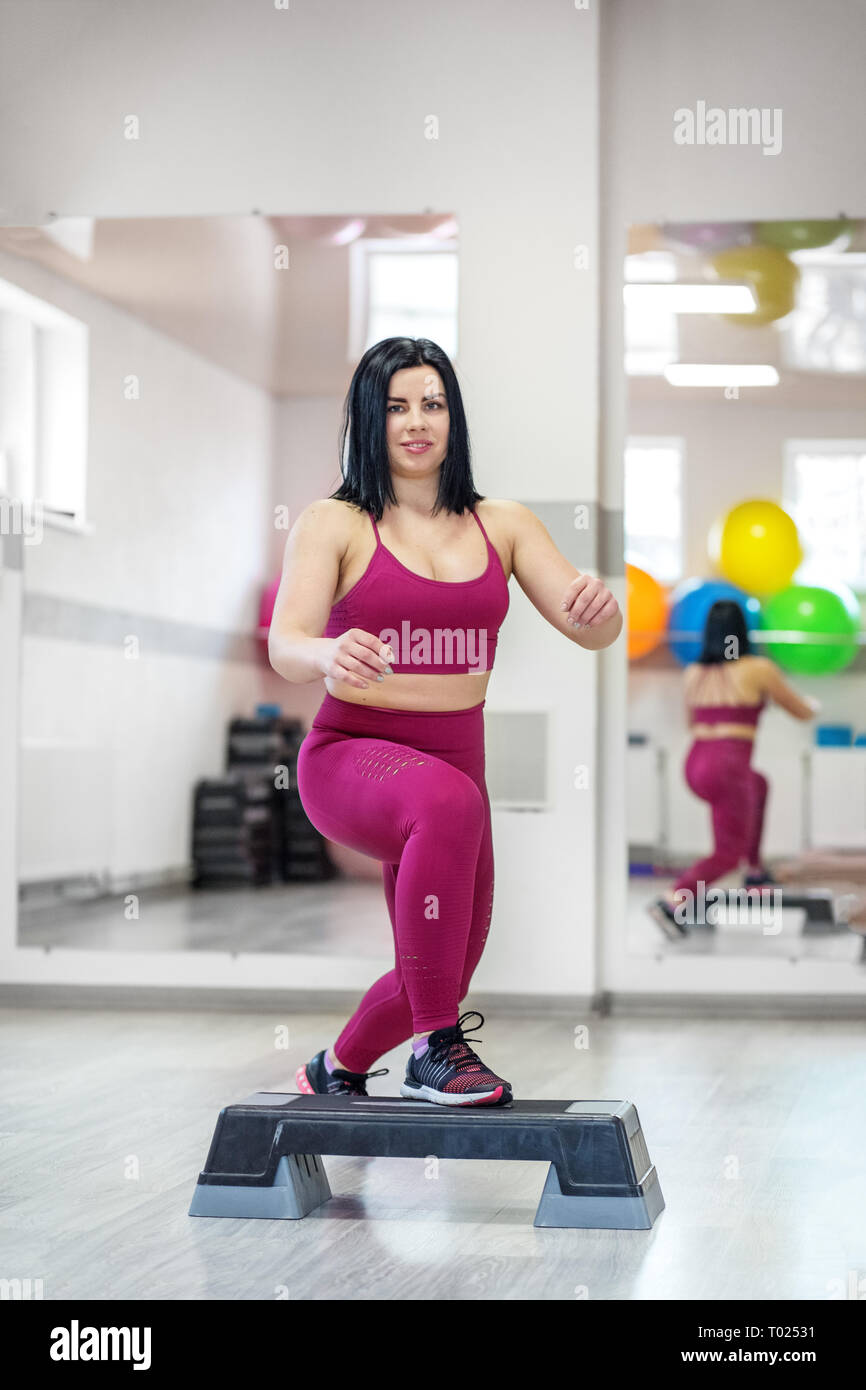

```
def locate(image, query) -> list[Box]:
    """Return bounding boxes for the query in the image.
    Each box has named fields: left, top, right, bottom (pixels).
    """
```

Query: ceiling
left=0, top=212, right=456, bottom=397
left=626, top=221, right=866, bottom=409
left=1, top=212, right=863, bottom=407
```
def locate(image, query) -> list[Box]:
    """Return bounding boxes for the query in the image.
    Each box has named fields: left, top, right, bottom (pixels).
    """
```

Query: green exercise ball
left=759, top=583, right=861, bottom=675
left=755, top=219, right=855, bottom=252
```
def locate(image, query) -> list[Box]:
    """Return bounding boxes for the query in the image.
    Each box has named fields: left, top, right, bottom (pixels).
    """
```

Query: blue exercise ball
left=667, top=578, right=761, bottom=665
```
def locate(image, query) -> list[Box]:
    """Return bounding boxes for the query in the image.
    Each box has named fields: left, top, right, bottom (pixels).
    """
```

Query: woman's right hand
left=316, top=629, right=394, bottom=689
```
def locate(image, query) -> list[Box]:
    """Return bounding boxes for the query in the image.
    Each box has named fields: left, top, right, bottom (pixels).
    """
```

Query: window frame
left=347, top=235, right=458, bottom=364
left=0, top=277, right=90, bottom=535
left=783, top=436, right=866, bottom=591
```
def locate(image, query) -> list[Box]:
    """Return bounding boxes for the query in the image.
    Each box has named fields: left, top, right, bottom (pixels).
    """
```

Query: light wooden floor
left=18, top=879, right=391, bottom=956
left=2, top=1005, right=865, bottom=1301
left=18, top=875, right=865, bottom=964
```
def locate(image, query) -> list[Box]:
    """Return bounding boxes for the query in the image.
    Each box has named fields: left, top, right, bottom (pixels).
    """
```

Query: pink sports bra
left=690, top=700, right=765, bottom=727
left=323, top=509, right=510, bottom=674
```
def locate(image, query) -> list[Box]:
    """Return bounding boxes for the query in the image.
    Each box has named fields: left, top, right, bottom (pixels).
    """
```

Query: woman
left=649, top=599, right=820, bottom=940
left=268, top=337, right=622, bottom=1105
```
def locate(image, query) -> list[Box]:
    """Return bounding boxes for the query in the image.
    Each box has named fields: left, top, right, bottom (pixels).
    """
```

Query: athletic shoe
left=647, top=896, right=689, bottom=940
left=743, top=868, right=779, bottom=887
left=295, top=1050, right=389, bottom=1097
left=400, top=1010, right=512, bottom=1106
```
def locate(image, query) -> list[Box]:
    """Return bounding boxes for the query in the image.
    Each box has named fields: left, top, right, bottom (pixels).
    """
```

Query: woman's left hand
left=560, top=574, right=620, bottom=628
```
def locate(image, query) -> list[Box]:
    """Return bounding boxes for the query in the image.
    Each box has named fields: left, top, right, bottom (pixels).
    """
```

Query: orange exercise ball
left=626, top=563, right=667, bottom=660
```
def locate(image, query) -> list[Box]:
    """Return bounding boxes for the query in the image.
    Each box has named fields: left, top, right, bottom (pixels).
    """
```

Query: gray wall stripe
left=1, top=984, right=862, bottom=1020
left=14, top=502, right=623, bottom=660
left=518, top=501, right=624, bottom=576
left=598, top=504, right=625, bottom=577
left=1, top=532, right=24, bottom=571
left=0, top=984, right=599, bottom=1016
left=22, top=592, right=263, bottom=664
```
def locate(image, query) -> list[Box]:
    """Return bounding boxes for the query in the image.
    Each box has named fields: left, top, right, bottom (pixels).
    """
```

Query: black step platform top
left=718, top=889, right=833, bottom=903
left=704, top=886, right=841, bottom=928
left=195, top=1093, right=653, bottom=1200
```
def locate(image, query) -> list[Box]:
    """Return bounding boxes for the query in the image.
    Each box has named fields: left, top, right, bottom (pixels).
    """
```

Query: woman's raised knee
left=411, top=765, right=485, bottom=836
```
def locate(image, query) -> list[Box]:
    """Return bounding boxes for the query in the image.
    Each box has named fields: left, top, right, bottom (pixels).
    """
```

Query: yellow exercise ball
left=708, top=500, right=803, bottom=597
left=709, top=244, right=800, bottom=326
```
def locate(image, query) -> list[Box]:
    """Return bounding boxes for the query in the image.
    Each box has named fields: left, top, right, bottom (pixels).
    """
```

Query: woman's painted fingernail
left=384, top=665, right=393, bottom=674
left=377, top=675, right=384, bottom=681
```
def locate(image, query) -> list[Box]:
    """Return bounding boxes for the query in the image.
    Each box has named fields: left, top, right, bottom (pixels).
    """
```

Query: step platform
left=691, top=886, right=844, bottom=933
left=188, top=1092, right=665, bottom=1230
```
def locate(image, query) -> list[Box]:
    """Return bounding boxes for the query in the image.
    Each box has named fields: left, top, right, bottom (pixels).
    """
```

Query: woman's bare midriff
left=691, top=723, right=757, bottom=742
left=324, top=671, right=492, bottom=712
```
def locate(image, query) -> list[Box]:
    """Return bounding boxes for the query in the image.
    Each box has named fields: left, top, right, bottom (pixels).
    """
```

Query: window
left=348, top=237, right=458, bottom=361
left=0, top=278, right=88, bottom=528
left=624, top=437, right=684, bottom=584
left=783, top=439, right=866, bottom=590
left=779, top=264, right=866, bottom=376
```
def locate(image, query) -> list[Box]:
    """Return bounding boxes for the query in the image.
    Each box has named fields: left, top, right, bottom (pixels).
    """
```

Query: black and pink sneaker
left=400, top=1011, right=512, bottom=1107
left=743, top=867, right=779, bottom=887
left=295, top=1050, right=388, bottom=1097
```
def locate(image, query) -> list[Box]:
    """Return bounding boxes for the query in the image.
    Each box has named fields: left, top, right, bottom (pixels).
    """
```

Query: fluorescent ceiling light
left=624, top=283, right=758, bottom=313
left=430, top=216, right=459, bottom=239
left=625, top=251, right=678, bottom=282
left=40, top=217, right=95, bottom=260
left=328, top=218, right=366, bottom=246
left=625, top=350, right=679, bottom=376
left=664, top=364, right=779, bottom=387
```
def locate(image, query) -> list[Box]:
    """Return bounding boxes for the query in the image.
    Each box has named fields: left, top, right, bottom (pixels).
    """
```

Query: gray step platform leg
left=189, top=1152, right=331, bottom=1219
left=534, top=1159, right=665, bottom=1229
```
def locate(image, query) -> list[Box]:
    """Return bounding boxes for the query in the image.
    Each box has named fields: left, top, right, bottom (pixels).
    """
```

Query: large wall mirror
left=622, top=216, right=866, bottom=966
left=1, top=211, right=458, bottom=963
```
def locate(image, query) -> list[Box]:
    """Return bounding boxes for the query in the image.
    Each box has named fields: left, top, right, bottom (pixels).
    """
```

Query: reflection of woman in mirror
left=648, top=599, right=819, bottom=940
left=268, top=338, right=622, bottom=1103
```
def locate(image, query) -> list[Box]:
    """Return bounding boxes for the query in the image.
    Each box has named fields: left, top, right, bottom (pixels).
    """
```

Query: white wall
left=628, top=398, right=866, bottom=860
left=1, top=249, right=276, bottom=892
left=0, top=0, right=601, bottom=999
left=599, top=0, right=866, bottom=995
left=264, top=396, right=348, bottom=731
left=631, top=400, right=866, bottom=584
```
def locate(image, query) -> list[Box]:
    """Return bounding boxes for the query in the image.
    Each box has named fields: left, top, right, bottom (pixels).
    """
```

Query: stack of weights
left=190, top=775, right=273, bottom=888
left=190, top=704, right=336, bottom=888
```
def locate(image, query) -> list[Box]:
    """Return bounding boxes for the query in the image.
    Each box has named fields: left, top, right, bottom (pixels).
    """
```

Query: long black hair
left=697, top=599, right=753, bottom=664
left=329, top=337, right=484, bottom=520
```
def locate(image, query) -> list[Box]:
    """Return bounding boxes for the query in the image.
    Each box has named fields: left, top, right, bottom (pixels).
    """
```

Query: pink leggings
left=295, top=693, right=494, bottom=1073
left=672, top=737, right=769, bottom=897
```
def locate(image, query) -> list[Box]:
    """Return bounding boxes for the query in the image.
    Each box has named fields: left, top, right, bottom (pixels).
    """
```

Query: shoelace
left=425, top=1010, right=488, bottom=1074
left=330, top=1065, right=389, bottom=1092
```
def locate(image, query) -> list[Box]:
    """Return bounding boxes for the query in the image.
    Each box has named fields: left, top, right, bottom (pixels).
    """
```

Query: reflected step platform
left=691, top=887, right=845, bottom=933
left=188, top=1092, right=665, bottom=1230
